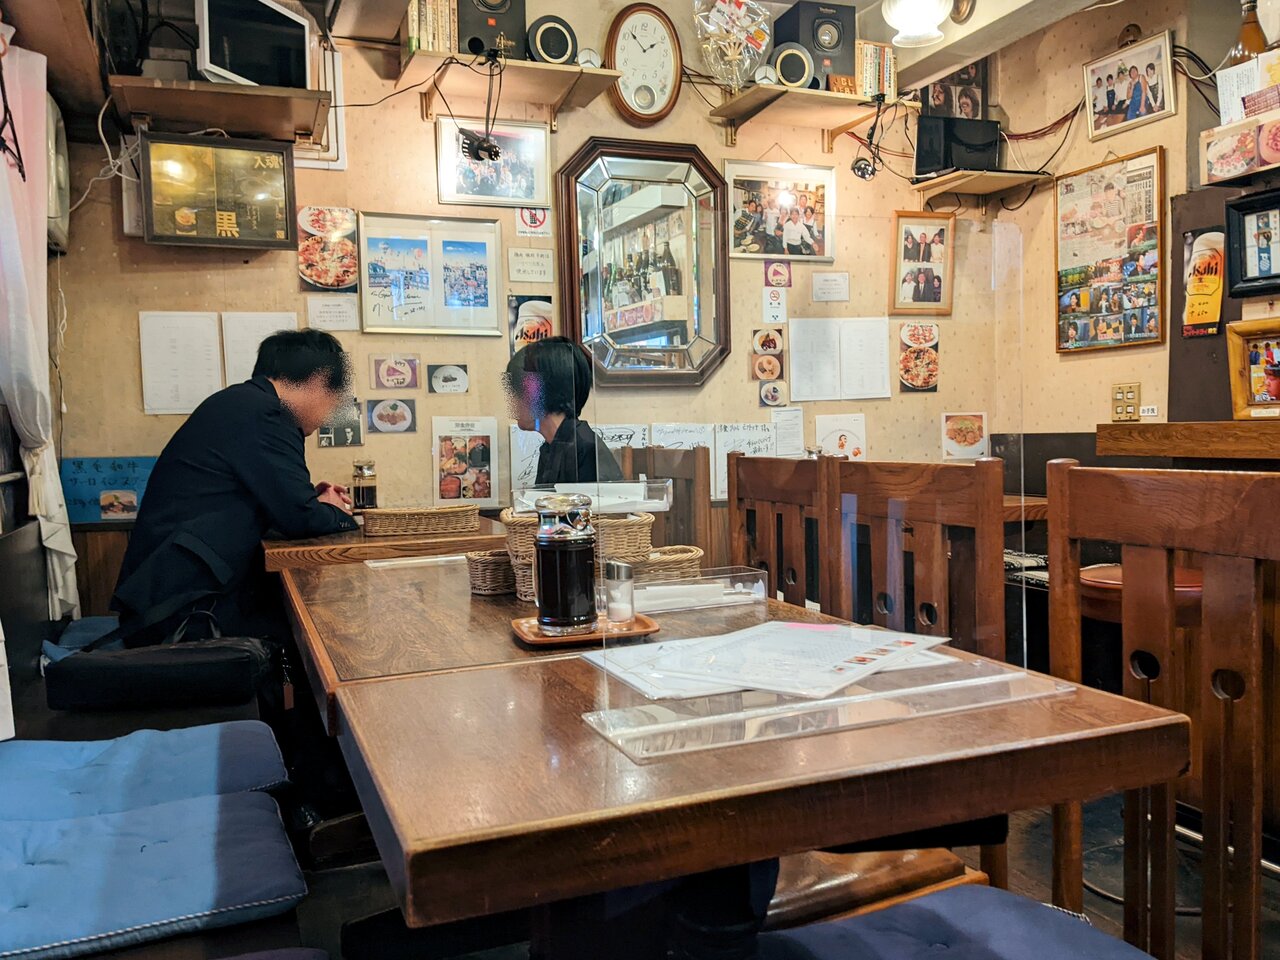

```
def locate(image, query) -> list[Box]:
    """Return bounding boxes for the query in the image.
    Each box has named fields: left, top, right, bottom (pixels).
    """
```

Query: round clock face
left=608, top=5, right=682, bottom=125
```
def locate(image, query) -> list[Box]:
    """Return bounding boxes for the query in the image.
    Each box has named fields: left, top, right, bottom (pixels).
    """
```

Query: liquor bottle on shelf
left=660, top=242, right=682, bottom=297
left=1228, top=0, right=1268, bottom=66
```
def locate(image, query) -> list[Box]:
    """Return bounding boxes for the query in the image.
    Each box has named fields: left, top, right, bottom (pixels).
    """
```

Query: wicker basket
left=500, top=508, right=654, bottom=561
left=511, top=556, right=536, bottom=603
left=631, top=545, right=704, bottom=582
left=466, top=550, right=515, bottom=596
left=362, top=504, right=480, bottom=537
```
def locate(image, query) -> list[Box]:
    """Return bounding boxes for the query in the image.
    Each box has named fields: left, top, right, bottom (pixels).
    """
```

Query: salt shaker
left=605, top=560, right=635, bottom=626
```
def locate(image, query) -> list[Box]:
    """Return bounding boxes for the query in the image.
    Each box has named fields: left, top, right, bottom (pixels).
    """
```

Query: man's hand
left=317, top=483, right=353, bottom=514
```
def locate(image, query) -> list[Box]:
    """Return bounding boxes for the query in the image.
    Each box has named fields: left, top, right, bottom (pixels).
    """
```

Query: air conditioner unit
left=46, top=94, right=69, bottom=253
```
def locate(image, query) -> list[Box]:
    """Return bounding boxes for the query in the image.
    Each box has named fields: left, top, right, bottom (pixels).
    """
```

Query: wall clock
left=605, top=3, right=683, bottom=126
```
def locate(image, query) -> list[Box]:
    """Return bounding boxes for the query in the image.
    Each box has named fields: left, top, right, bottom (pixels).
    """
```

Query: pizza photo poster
left=298, top=205, right=359, bottom=294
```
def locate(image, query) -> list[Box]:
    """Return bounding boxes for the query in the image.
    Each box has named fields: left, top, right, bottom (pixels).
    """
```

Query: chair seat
left=1079, top=563, right=1202, bottom=626
left=0, top=721, right=287, bottom=821
left=0, top=792, right=306, bottom=960
left=766, top=849, right=967, bottom=929
left=757, top=885, right=1151, bottom=959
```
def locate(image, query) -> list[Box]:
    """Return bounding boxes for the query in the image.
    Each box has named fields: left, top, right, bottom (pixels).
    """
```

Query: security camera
left=852, top=156, right=876, bottom=180
left=459, top=128, right=501, bottom=163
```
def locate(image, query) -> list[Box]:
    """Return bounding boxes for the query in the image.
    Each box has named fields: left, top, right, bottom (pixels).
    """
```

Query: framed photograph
left=889, top=211, right=955, bottom=316
left=317, top=398, right=364, bottom=448
left=433, top=417, right=497, bottom=508
left=436, top=117, right=551, bottom=207
left=359, top=213, right=502, bottom=337
left=139, top=130, right=296, bottom=249
left=1226, top=190, right=1280, bottom=299
left=1083, top=31, right=1175, bottom=141
left=1226, top=319, right=1280, bottom=419
left=920, top=59, right=986, bottom=119
left=1054, top=148, right=1165, bottom=353
left=724, top=161, right=835, bottom=262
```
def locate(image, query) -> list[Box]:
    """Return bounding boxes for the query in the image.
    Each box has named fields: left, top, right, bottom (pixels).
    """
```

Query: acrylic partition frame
left=571, top=215, right=1034, bottom=762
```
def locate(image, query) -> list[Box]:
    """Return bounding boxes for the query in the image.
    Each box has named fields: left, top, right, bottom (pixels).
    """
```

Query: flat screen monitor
left=196, top=0, right=311, bottom=88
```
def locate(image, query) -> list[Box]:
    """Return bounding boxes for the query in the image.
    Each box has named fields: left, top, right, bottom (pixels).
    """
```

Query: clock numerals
left=609, top=6, right=682, bottom=125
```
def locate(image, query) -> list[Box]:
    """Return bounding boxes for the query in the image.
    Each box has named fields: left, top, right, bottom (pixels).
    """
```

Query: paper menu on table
left=139, top=311, right=223, bottom=415
left=770, top=407, right=805, bottom=458
left=646, top=621, right=946, bottom=699
left=789, top=317, right=891, bottom=402
left=221, top=312, right=298, bottom=387
left=714, top=422, right=777, bottom=500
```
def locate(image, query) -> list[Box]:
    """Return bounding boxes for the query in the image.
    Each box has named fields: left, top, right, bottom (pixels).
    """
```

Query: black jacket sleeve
left=235, top=405, right=358, bottom=538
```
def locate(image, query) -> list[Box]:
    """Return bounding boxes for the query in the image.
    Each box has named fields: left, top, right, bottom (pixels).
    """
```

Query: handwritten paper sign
left=594, top=424, right=650, bottom=451
left=714, top=422, right=778, bottom=500
left=60, top=456, right=159, bottom=524
left=651, top=423, right=716, bottom=454
left=508, top=248, right=554, bottom=283
left=509, top=425, right=545, bottom=495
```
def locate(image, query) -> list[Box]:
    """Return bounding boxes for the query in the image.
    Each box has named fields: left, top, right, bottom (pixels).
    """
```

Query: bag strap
left=166, top=609, right=223, bottom=644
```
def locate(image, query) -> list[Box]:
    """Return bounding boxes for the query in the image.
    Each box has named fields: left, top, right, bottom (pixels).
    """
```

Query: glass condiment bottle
left=351, top=460, right=378, bottom=511
left=1228, top=0, right=1268, bottom=66
left=605, top=560, right=635, bottom=626
left=533, top=494, right=597, bottom=636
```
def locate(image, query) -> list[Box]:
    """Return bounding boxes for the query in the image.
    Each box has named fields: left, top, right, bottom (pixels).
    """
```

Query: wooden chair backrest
left=618, top=445, right=713, bottom=554
left=1048, top=458, right=1267, bottom=960
left=829, top=458, right=1005, bottom=661
left=727, top=453, right=837, bottom=609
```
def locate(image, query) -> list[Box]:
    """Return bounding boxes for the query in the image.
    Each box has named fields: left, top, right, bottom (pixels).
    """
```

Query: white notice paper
left=811, top=271, right=850, bottom=302
left=516, top=207, right=552, bottom=237
left=814, top=414, right=867, bottom=460
left=0, top=619, right=13, bottom=741
left=306, top=294, right=360, bottom=331
left=221, top=312, right=298, bottom=387
left=594, top=424, right=650, bottom=451
left=509, top=425, right=545, bottom=492
left=651, top=423, right=716, bottom=453
left=762, top=287, right=788, bottom=325
left=714, top=422, right=778, bottom=500
left=508, top=248, right=554, bottom=283
left=139, top=311, right=223, bottom=415
left=770, top=407, right=805, bottom=458
left=1217, top=60, right=1259, bottom=125
left=789, top=317, right=890, bottom=402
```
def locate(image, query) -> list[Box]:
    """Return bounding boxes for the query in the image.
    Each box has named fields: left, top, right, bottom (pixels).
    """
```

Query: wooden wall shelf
left=1096, top=421, right=1280, bottom=460
left=398, top=52, right=619, bottom=131
left=911, top=170, right=1051, bottom=205
left=107, top=76, right=331, bottom=143
left=2, top=0, right=106, bottom=141
left=710, top=85, right=919, bottom=152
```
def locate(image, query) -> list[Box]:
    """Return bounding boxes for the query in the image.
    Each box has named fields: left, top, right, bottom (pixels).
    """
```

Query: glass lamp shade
left=881, top=0, right=952, bottom=47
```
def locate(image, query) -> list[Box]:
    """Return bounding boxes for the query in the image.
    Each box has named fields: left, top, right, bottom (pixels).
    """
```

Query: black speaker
left=527, top=15, right=576, bottom=65
left=457, top=0, right=528, bottom=60
left=772, top=1, right=856, bottom=86
left=913, top=117, right=1001, bottom=177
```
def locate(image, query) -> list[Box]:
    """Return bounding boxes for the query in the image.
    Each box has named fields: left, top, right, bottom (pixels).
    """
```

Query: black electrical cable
left=334, top=56, right=461, bottom=109
left=146, top=20, right=197, bottom=51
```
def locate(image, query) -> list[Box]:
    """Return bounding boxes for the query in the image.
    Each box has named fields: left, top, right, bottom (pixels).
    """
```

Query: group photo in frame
left=724, top=161, right=836, bottom=262
left=889, top=211, right=956, bottom=316
left=1083, top=31, right=1176, bottom=141
left=359, top=212, right=503, bottom=337
left=1054, top=148, right=1165, bottom=352
left=1227, top=319, right=1280, bottom=419
left=1226, top=189, right=1280, bottom=300
left=435, top=117, right=551, bottom=208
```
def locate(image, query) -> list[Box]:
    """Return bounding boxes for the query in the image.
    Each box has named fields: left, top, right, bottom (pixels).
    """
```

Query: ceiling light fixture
left=881, top=0, right=952, bottom=47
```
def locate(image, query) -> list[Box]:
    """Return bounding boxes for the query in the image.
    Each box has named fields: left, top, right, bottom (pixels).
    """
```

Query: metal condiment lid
left=534, top=493, right=593, bottom=512
left=605, top=560, right=633, bottom=581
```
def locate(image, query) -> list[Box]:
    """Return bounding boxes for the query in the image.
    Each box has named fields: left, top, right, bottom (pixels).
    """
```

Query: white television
left=195, top=0, right=311, bottom=88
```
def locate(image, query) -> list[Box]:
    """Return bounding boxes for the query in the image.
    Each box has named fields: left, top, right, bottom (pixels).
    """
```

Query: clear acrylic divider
left=572, top=212, right=1040, bottom=763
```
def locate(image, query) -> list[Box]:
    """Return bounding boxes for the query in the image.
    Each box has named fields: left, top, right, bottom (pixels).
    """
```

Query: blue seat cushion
left=0, top=721, right=287, bottom=821
left=43, top=617, right=121, bottom=663
left=223, top=953, right=328, bottom=960
left=0, top=792, right=306, bottom=960
left=757, top=886, right=1152, bottom=960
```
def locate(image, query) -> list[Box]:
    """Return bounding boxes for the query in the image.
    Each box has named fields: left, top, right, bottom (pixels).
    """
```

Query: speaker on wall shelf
left=772, top=1, right=856, bottom=87
left=527, top=15, right=577, bottom=65
left=457, top=0, right=528, bottom=60
left=772, top=43, right=816, bottom=89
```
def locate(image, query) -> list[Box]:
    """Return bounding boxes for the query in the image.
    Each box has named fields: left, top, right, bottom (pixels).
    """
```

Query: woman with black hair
left=504, top=336, right=623, bottom=485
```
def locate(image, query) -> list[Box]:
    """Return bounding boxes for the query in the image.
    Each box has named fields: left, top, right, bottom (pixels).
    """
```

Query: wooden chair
left=619, top=444, right=713, bottom=555
left=827, top=457, right=1006, bottom=661
left=1048, top=459, right=1264, bottom=959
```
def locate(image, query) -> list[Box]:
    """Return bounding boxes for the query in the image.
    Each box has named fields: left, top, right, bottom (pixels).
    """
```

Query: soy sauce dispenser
left=533, top=494, right=597, bottom=636
left=351, top=460, right=378, bottom=511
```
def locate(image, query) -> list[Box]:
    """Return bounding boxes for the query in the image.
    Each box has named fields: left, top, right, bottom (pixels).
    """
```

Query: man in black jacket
left=112, top=329, right=357, bottom=645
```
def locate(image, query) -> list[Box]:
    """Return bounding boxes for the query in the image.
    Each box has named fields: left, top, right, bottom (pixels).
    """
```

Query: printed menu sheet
left=644, top=621, right=946, bottom=699
left=221, top=311, right=297, bottom=386
left=139, top=311, right=223, bottom=415
left=789, top=317, right=891, bottom=401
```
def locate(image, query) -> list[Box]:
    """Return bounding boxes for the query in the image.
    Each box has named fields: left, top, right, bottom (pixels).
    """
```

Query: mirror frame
left=556, top=136, right=731, bottom=387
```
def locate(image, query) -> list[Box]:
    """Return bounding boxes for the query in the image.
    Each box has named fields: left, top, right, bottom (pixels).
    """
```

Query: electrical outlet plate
left=1111, top=382, right=1141, bottom=422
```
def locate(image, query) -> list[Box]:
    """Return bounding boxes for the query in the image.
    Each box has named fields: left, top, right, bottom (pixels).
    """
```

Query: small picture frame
left=1226, top=319, right=1280, bottom=420
left=1226, top=190, right=1280, bottom=299
left=1083, top=31, right=1176, bottom=141
left=435, top=117, right=551, bottom=208
left=889, top=211, right=955, bottom=316
left=724, top=161, right=836, bottom=262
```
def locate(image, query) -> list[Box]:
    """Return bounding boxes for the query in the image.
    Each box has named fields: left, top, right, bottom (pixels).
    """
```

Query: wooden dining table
left=1003, top=494, right=1048, bottom=522
left=282, top=555, right=1191, bottom=932
left=263, top=516, right=506, bottom=571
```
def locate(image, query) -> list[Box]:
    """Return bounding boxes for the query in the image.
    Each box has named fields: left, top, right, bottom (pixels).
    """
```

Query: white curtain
left=0, top=32, right=80, bottom=625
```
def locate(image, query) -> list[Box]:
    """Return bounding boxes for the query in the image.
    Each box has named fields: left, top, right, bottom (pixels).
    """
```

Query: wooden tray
left=511, top=614, right=660, bottom=647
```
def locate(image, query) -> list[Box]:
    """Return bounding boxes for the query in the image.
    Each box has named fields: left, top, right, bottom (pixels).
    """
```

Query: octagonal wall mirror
left=556, top=137, right=731, bottom=387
